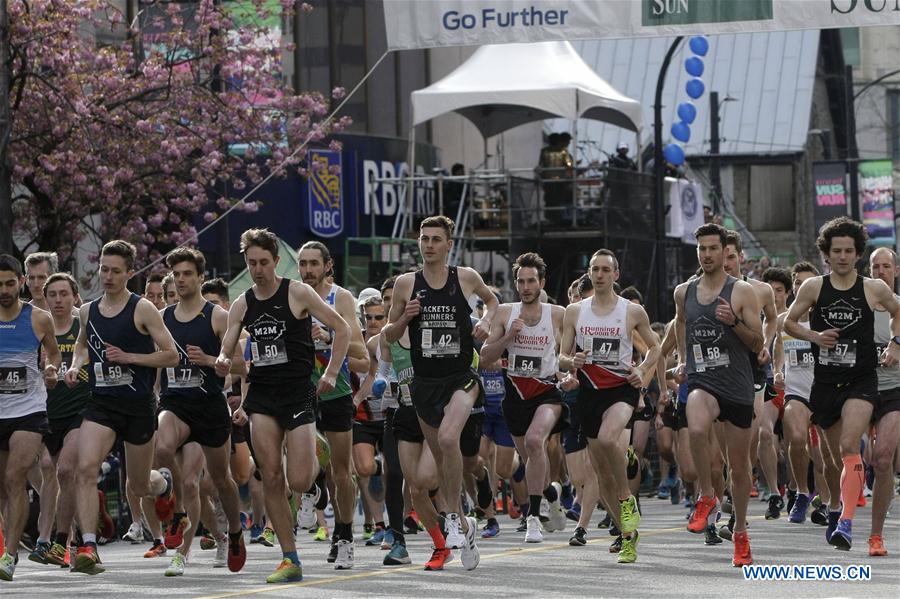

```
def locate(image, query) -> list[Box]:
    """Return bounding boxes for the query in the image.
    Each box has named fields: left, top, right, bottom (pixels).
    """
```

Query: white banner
left=666, top=178, right=705, bottom=245
left=383, top=0, right=899, bottom=51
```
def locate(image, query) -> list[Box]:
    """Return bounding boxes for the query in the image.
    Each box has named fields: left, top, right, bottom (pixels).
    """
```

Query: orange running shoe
left=144, top=541, right=167, bottom=558
left=868, top=535, right=887, bottom=556
left=423, top=547, right=453, bottom=571
left=164, top=514, right=190, bottom=549
left=508, top=503, right=521, bottom=520
left=857, top=492, right=867, bottom=508
left=732, top=530, right=753, bottom=567
left=687, top=495, right=716, bottom=534
left=73, top=546, right=105, bottom=575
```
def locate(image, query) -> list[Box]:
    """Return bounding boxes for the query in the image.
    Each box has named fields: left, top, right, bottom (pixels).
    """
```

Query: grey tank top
left=685, top=276, right=754, bottom=405
left=874, top=298, right=900, bottom=391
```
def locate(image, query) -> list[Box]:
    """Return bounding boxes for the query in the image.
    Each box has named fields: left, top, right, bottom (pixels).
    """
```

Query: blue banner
left=308, top=149, right=344, bottom=238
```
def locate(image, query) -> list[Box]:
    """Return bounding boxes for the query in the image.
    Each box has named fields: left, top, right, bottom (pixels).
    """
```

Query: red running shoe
left=228, top=534, right=247, bottom=572
left=687, top=495, right=716, bottom=534
left=732, top=530, right=753, bottom=567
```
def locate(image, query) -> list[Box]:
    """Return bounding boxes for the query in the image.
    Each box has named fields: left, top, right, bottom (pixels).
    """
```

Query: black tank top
left=409, top=267, right=474, bottom=378
left=810, top=275, right=877, bottom=384
left=160, top=302, right=224, bottom=403
left=86, top=293, right=156, bottom=403
left=242, top=278, right=313, bottom=386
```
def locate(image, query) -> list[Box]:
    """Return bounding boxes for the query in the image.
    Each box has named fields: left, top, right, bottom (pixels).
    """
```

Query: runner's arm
left=783, top=278, right=821, bottom=343
left=731, top=281, right=764, bottom=354
left=354, top=335, right=380, bottom=407
left=558, top=303, right=582, bottom=371
left=217, top=295, right=247, bottom=365
left=479, top=305, right=511, bottom=365
left=301, top=283, right=350, bottom=382
left=131, top=299, right=179, bottom=368
left=381, top=274, right=413, bottom=344
left=336, top=288, right=369, bottom=368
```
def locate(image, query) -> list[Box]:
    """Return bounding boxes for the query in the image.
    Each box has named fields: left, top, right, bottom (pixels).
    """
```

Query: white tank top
left=783, top=320, right=814, bottom=400
left=504, top=303, right=558, bottom=400
left=575, top=295, right=632, bottom=389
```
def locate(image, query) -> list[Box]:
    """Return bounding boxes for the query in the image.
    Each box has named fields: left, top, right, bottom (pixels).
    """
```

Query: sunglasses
left=365, top=314, right=386, bottom=321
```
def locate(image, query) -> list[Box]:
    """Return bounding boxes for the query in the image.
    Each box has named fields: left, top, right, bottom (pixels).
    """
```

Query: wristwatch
left=891, top=336, right=900, bottom=346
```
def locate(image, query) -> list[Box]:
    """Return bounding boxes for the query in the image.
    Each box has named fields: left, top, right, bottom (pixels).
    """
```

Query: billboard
left=812, top=161, right=848, bottom=235
left=859, top=160, right=895, bottom=247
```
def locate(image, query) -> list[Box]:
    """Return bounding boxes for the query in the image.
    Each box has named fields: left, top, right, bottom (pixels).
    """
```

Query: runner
left=215, top=229, right=350, bottom=583
left=24, top=252, right=58, bottom=311
left=144, top=274, right=167, bottom=311
left=675, top=224, right=763, bottom=567
left=155, top=248, right=247, bottom=576
left=481, top=252, right=567, bottom=543
left=297, top=241, right=368, bottom=569
left=865, top=247, right=900, bottom=556
left=65, top=241, right=179, bottom=575
left=0, top=255, right=61, bottom=581
left=382, top=215, right=498, bottom=571
left=559, top=249, right=660, bottom=563
left=27, top=274, right=89, bottom=568
left=784, top=217, right=900, bottom=551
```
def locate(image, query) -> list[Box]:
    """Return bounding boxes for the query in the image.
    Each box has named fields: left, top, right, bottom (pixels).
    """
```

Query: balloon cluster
left=664, top=36, right=709, bottom=167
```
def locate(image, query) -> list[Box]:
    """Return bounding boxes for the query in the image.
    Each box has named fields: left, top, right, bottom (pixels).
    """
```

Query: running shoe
left=617, top=531, right=639, bottom=564
left=326, top=541, right=338, bottom=563
left=732, top=530, right=752, bottom=566
left=165, top=514, right=190, bottom=549
left=704, top=524, right=722, bottom=545
left=365, top=526, right=386, bottom=546
left=764, top=495, right=784, bottom=520
left=28, top=540, right=52, bottom=565
left=670, top=479, right=682, bottom=505
left=718, top=513, right=736, bottom=541
left=786, top=489, right=797, bottom=514
left=566, top=502, right=582, bottom=522
left=266, top=559, right=302, bottom=583
left=687, top=495, right=716, bottom=533
left=72, top=546, right=104, bottom=575
left=538, top=498, right=551, bottom=523
left=598, top=512, right=612, bottom=529
left=200, top=535, right=216, bottom=550
left=810, top=504, right=828, bottom=526
left=165, top=553, right=186, bottom=577
left=123, top=521, right=144, bottom=544
left=213, top=536, right=227, bottom=568
left=404, top=512, right=424, bottom=534
left=657, top=484, right=671, bottom=500
left=609, top=535, right=623, bottom=553
left=459, top=516, right=480, bottom=570
left=829, top=519, right=852, bottom=550
left=228, top=534, right=246, bottom=572
left=445, top=513, right=465, bottom=549
left=560, top=483, right=574, bottom=511
left=789, top=493, right=810, bottom=524
left=334, top=539, right=354, bottom=570
left=423, top=547, right=453, bottom=571
left=362, top=523, right=374, bottom=542
left=144, top=541, right=167, bottom=558
left=609, top=520, right=621, bottom=537
left=381, top=529, right=394, bottom=550
left=297, top=487, right=319, bottom=529
left=0, top=553, right=15, bottom=581
left=481, top=520, right=500, bottom=539
left=868, top=535, right=887, bottom=557
left=314, top=526, right=329, bottom=542
left=857, top=491, right=867, bottom=508
left=811, top=494, right=823, bottom=508
left=240, top=511, right=250, bottom=531
left=626, top=447, right=639, bottom=479
left=569, top=526, right=587, bottom=546
left=547, top=482, right=567, bottom=532
left=825, top=510, right=841, bottom=543
left=384, top=540, right=411, bottom=565
left=516, top=516, right=528, bottom=533
left=155, top=468, right=176, bottom=522
left=261, top=526, right=275, bottom=547
left=525, top=515, right=543, bottom=543
left=619, top=496, right=641, bottom=535
left=45, top=542, right=68, bottom=567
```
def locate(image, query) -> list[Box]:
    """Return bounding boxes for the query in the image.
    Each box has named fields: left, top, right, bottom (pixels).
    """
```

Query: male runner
left=144, top=274, right=167, bottom=311
left=559, top=249, right=660, bottom=563
left=65, top=241, right=179, bottom=575
left=0, top=255, right=61, bottom=581
left=24, top=252, right=58, bottom=311
left=155, top=248, right=247, bottom=576
left=675, top=223, right=763, bottom=567
left=28, top=274, right=89, bottom=567
left=785, top=217, right=900, bottom=551
left=297, top=240, right=368, bottom=569
left=864, top=247, right=900, bottom=556
left=383, top=215, right=498, bottom=571
left=481, top=252, right=568, bottom=543
left=216, top=228, right=350, bottom=583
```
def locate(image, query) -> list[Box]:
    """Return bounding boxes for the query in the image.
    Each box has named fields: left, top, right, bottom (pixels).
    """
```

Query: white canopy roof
left=411, top=41, right=643, bottom=138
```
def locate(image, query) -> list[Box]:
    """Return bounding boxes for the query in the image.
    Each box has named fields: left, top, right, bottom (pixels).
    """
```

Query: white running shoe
left=165, top=553, right=186, bottom=577
left=444, top=513, right=465, bottom=550
left=525, top=515, right=543, bottom=543
left=547, top=482, right=567, bottom=533
left=213, top=536, right=227, bottom=568
left=123, top=521, right=144, bottom=544
left=298, top=486, right=319, bottom=530
left=539, top=498, right=551, bottom=522
left=459, top=516, right=480, bottom=571
left=334, top=539, right=354, bottom=570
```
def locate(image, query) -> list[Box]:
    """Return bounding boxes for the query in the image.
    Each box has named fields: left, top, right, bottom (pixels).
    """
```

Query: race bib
left=251, top=339, right=288, bottom=366
left=509, top=354, right=542, bottom=377
left=788, top=348, right=815, bottom=369
left=583, top=337, right=620, bottom=366
left=58, top=361, right=67, bottom=381
left=691, top=343, right=730, bottom=372
left=93, top=362, right=134, bottom=388
left=819, top=338, right=857, bottom=368
left=420, top=328, right=460, bottom=357
left=399, top=383, right=412, bottom=406
left=0, top=366, right=27, bottom=394
left=166, top=366, right=203, bottom=389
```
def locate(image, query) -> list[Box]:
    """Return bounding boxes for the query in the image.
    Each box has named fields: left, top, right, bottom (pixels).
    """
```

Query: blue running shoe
left=250, top=524, right=264, bottom=544
left=825, top=510, right=841, bottom=543
left=481, top=520, right=500, bottom=538
left=240, top=512, right=250, bottom=531
left=670, top=479, right=682, bottom=505
left=383, top=541, right=410, bottom=565
left=366, top=527, right=386, bottom=547
left=566, top=502, right=582, bottom=522
left=657, top=484, right=670, bottom=500
left=788, top=493, right=810, bottom=524
left=830, top=519, right=852, bottom=550
left=380, top=529, right=394, bottom=551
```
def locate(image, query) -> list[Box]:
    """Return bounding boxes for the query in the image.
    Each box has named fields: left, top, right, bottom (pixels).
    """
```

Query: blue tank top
left=160, top=302, right=224, bottom=403
left=0, top=303, right=47, bottom=417
left=86, top=293, right=156, bottom=404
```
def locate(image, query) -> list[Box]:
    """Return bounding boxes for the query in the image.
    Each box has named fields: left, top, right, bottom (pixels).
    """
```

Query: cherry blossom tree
left=2, top=0, right=347, bottom=266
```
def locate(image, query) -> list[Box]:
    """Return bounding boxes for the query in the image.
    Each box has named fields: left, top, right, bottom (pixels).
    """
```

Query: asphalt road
left=6, top=497, right=899, bottom=598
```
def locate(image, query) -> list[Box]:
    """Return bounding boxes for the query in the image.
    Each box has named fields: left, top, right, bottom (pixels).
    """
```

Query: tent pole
left=407, top=113, right=416, bottom=237
left=571, top=117, right=578, bottom=227
left=635, top=130, right=643, bottom=173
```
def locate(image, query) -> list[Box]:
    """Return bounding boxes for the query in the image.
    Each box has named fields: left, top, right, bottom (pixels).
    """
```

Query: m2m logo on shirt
left=689, top=316, right=723, bottom=344
left=821, top=299, right=861, bottom=330
left=248, top=313, right=286, bottom=340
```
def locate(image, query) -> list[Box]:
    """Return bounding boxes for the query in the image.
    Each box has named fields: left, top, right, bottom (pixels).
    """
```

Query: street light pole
left=653, top=36, right=683, bottom=320
left=709, top=91, right=722, bottom=216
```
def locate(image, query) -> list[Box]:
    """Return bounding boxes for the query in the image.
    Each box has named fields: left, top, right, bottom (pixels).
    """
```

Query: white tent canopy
left=411, top=41, right=643, bottom=137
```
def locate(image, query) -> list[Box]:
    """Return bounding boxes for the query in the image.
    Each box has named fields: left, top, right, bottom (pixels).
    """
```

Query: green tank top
left=48, top=319, right=90, bottom=420
left=389, top=341, right=415, bottom=406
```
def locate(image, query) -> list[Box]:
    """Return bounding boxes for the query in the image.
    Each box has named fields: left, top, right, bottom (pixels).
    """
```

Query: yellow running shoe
left=266, top=558, right=303, bottom=583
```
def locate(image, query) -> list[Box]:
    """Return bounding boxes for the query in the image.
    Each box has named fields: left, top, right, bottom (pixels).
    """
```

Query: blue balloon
left=685, top=56, right=704, bottom=77
left=677, top=102, right=697, bottom=124
left=689, top=36, right=709, bottom=56
left=671, top=121, right=691, bottom=143
left=686, top=78, right=705, bottom=99
left=663, top=144, right=685, bottom=166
